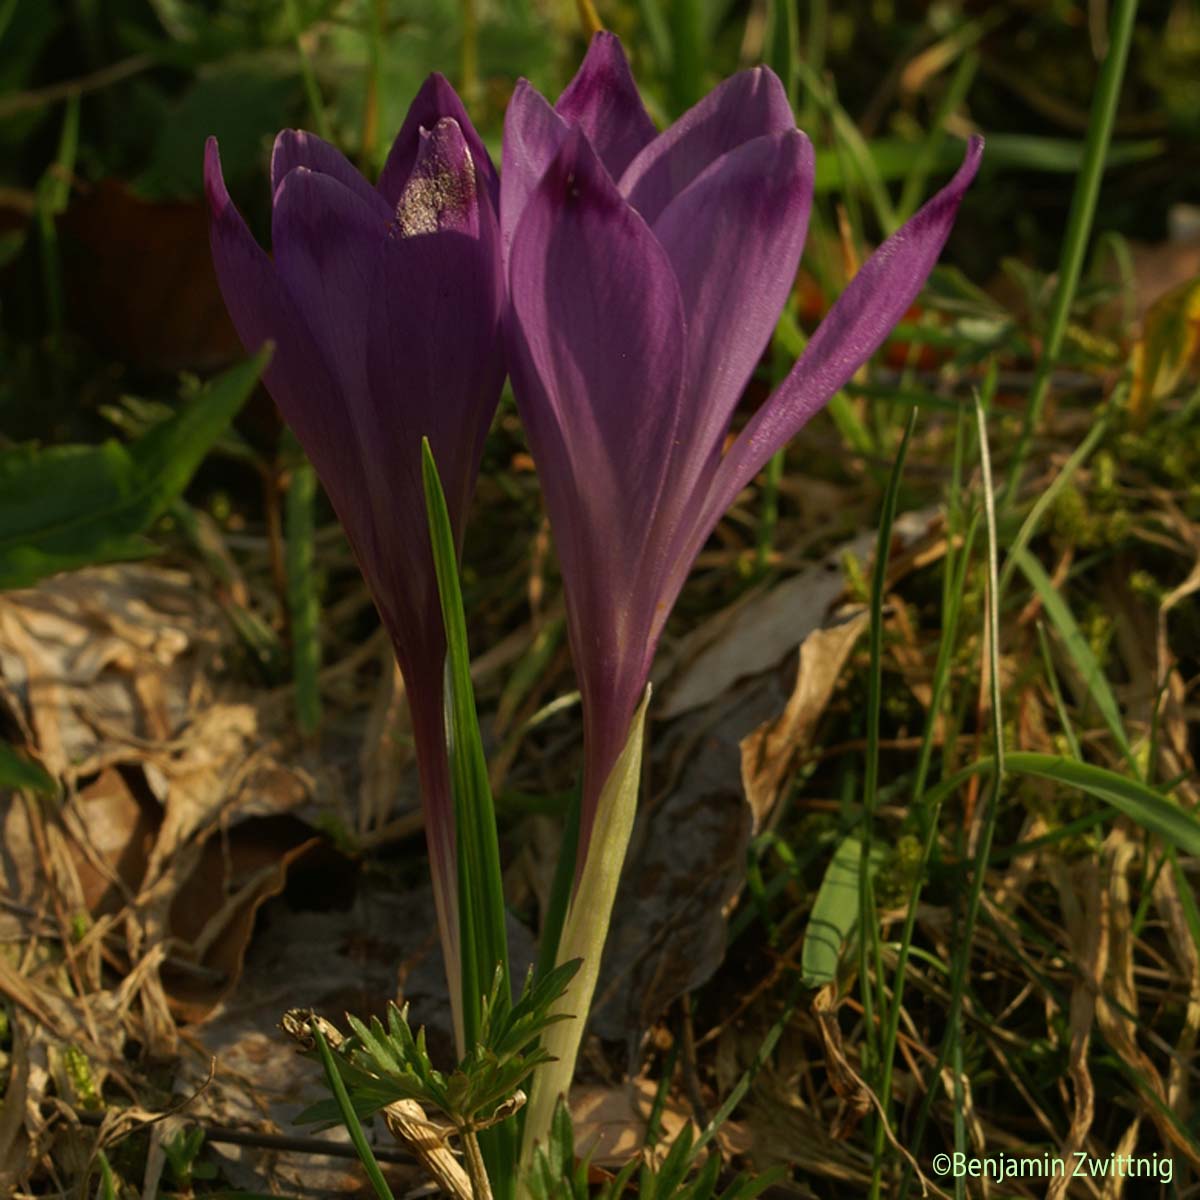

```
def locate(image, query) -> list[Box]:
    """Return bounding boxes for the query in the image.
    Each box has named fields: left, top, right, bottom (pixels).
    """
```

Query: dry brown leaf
left=1150, top=865, right=1200, bottom=1119
left=740, top=608, right=869, bottom=825
left=0, top=565, right=329, bottom=1047
left=811, top=984, right=871, bottom=1141
left=0, top=1005, right=32, bottom=1191
left=656, top=509, right=938, bottom=719
left=570, top=1078, right=693, bottom=1168
left=1099, top=829, right=1200, bottom=1169
left=1047, top=858, right=1107, bottom=1200
left=0, top=566, right=222, bottom=779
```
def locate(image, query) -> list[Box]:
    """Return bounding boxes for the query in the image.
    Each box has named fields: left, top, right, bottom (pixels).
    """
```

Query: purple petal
left=508, top=127, right=687, bottom=848
left=270, top=129, right=389, bottom=218
left=368, top=186, right=504, bottom=566
left=205, top=139, right=361, bottom=498
left=651, top=129, right=814, bottom=512
left=377, top=72, right=498, bottom=209
left=270, top=166, right=386, bottom=409
left=555, top=31, right=657, bottom=182
left=500, top=79, right=569, bottom=264
left=619, top=66, right=795, bottom=226
left=699, top=136, right=985, bottom=538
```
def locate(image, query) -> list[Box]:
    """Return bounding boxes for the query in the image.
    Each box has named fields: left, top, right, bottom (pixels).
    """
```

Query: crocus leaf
left=0, top=350, right=266, bottom=591
left=0, top=743, right=54, bottom=794
left=310, top=1023, right=397, bottom=1200
left=802, top=834, right=887, bottom=988
left=421, top=439, right=516, bottom=1193
left=421, top=438, right=509, bottom=1043
left=520, top=686, right=651, bottom=1175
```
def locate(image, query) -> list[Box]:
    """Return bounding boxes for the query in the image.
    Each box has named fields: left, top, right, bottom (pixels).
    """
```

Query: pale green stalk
left=519, top=688, right=652, bottom=1191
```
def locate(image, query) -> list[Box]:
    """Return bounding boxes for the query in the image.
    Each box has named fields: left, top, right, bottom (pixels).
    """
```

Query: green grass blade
left=997, top=415, right=1108, bottom=599
left=1003, top=0, right=1141, bottom=501
left=764, top=0, right=798, bottom=106
left=421, top=439, right=513, bottom=1196
left=860, top=406, right=917, bottom=1076
left=896, top=50, right=979, bottom=222
left=898, top=393, right=1006, bottom=1195
left=283, top=0, right=332, bottom=141
left=311, top=1023, right=396, bottom=1200
left=795, top=58, right=896, bottom=232
left=637, top=0, right=672, bottom=73
left=1006, top=753, right=1200, bottom=856
left=668, top=0, right=704, bottom=111
left=1036, top=619, right=1082, bottom=760
left=812, top=133, right=1159, bottom=193
left=1009, top=545, right=1135, bottom=769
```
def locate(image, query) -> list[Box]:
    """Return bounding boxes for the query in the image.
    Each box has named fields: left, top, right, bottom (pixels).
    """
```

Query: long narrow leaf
left=421, top=438, right=513, bottom=1194
left=311, top=1023, right=396, bottom=1200
left=803, top=835, right=886, bottom=987
left=0, top=350, right=268, bottom=589
left=0, top=743, right=54, bottom=793
left=1010, top=546, right=1135, bottom=768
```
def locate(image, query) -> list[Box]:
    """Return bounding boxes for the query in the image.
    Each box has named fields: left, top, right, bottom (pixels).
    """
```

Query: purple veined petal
left=270, top=166, right=387, bottom=420
left=205, top=139, right=363, bottom=507
left=619, top=65, right=796, bottom=226
left=651, top=128, right=814, bottom=518
left=270, top=129, right=390, bottom=219
left=690, top=136, right=985, bottom=558
left=500, top=79, right=570, bottom=265
left=368, top=187, right=504, bottom=565
left=508, top=126, right=687, bottom=853
left=377, top=72, right=499, bottom=209
left=555, top=31, right=657, bottom=182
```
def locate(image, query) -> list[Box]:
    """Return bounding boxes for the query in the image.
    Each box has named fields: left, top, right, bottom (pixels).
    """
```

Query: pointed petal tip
left=379, top=70, right=497, bottom=209
left=959, top=133, right=984, bottom=175
left=932, top=134, right=984, bottom=213
left=556, top=28, right=656, bottom=181
left=411, top=71, right=461, bottom=113
left=203, top=136, right=229, bottom=216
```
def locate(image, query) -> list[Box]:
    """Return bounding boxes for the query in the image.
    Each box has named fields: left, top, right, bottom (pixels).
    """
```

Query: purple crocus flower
left=504, top=34, right=982, bottom=863
left=204, top=77, right=505, bottom=1052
